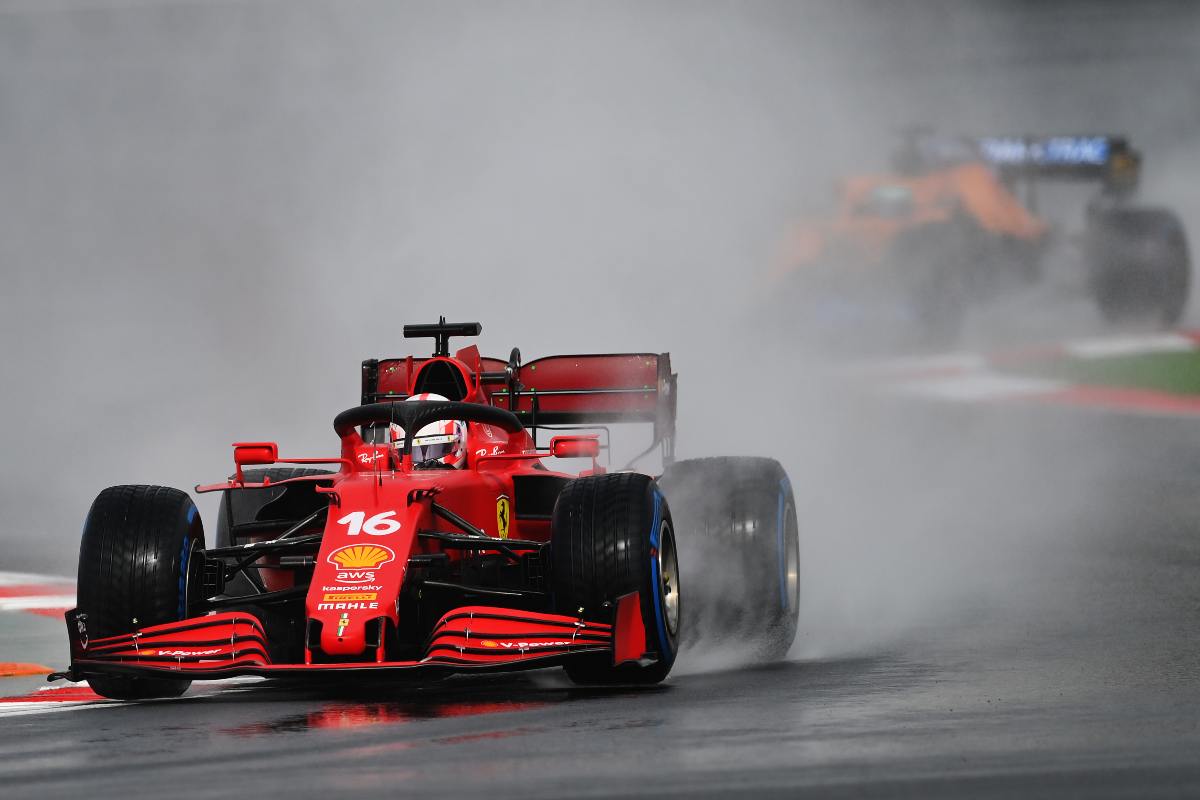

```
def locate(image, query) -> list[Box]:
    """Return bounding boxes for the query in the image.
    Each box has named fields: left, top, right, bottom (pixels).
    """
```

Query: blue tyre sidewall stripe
left=179, top=502, right=197, bottom=619
left=649, top=489, right=673, bottom=659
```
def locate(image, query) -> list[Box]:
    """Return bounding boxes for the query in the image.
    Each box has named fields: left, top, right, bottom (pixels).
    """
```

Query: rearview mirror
left=549, top=435, right=600, bottom=460
left=233, top=441, right=278, bottom=481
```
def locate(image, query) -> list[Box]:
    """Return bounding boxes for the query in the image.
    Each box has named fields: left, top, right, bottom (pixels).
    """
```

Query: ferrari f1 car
left=53, top=320, right=799, bottom=699
left=776, top=131, right=1191, bottom=341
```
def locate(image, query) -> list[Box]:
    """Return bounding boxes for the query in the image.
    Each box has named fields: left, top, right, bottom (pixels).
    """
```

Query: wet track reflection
left=219, top=697, right=548, bottom=737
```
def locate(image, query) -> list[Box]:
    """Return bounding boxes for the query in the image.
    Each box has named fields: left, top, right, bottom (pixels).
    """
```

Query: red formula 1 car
left=53, top=321, right=799, bottom=699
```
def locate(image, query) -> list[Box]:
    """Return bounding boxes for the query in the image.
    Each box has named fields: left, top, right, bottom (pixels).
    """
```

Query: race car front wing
left=51, top=594, right=650, bottom=683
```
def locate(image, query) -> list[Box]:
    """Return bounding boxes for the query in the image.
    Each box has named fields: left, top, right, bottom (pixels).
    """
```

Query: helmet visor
left=411, top=432, right=458, bottom=463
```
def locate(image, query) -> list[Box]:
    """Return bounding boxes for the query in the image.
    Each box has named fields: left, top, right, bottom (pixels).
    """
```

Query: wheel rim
left=658, top=521, right=681, bottom=637
left=785, top=502, right=799, bottom=609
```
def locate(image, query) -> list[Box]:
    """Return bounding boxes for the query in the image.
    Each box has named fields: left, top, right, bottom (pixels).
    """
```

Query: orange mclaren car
left=776, top=132, right=1188, bottom=341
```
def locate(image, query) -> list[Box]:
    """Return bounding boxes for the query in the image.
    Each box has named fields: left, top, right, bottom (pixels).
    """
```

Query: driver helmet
left=389, top=393, right=467, bottom=468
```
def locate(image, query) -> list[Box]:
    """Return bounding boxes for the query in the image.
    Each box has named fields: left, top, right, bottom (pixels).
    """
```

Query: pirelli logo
left=322, top=592, right=378, bottom=602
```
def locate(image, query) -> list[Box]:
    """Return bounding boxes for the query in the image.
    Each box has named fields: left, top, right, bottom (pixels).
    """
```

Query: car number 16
left=337, top=510, right=402, bottom=536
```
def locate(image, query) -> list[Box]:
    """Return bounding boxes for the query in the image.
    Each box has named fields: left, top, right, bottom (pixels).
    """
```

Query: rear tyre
left=1087, top=206, right=1191, bottom=328
left=658, top=457, right=800, bottom=661
left=77, top=485, right=203, bottom=700
left=552, top=473, right=680, bottom=685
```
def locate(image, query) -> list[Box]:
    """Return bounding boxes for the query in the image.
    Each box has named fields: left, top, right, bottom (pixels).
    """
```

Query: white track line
left=0, top=572, right=75, bottom=617
left=1062, top=332, right=1197, bottom=359
left=0, top=571, right=73, bottom=587
left=843, top=352, right=988, bottom=379
left=864, top=330, right=1200, bottom=380
left=860, top=330, right=1200, bottom=413
left=894, top=372, right=1067, bottom=401
left=0, top=701, right=114, bottom=718
left=0, top=678, right=266, bottom=718
left=0, top=595, right=76, bottom=611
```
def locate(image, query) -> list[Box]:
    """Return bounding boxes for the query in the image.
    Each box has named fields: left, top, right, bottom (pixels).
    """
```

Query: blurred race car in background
left=775, top=130, right=1191, bottom=341
left=53, top=320, right=799, bottom=699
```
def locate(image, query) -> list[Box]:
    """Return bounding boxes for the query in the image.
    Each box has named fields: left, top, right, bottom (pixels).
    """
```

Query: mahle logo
left=327, top=544, right=395, bottom=570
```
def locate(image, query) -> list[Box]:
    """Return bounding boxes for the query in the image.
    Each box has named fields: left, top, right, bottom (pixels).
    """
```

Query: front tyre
left=552, top=473, right=680, bottom=685
left=77, top=485, right=203, bottom=700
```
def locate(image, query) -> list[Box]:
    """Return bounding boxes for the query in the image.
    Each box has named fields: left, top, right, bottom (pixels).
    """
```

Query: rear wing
left=496, top=352, right=677, bottom=463
left=361, top=348, right=677, bottom=464
left=976, top=135, right=1140, bottom=190
left=496, top=353, right=673, bottom=420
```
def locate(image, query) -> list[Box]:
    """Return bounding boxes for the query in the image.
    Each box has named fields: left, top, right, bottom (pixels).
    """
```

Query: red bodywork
left=63, top=344, right=674, bottom=683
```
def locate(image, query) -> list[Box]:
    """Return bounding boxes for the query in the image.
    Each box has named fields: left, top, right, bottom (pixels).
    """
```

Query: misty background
left=3, top=0, right=1199, bottom=662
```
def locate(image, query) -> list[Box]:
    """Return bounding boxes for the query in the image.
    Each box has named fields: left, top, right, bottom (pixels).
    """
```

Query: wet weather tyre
left=1088, top=206, right=1191, bottom=328
left=552, top=473, right=680, bottom=685
left=659, top=457, right=800, bottom=661
left=76, top=485, right=203, bottom=700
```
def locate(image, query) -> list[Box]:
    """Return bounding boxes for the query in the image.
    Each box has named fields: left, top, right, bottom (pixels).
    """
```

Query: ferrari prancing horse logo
left=496, top=495, right=511, bottom=540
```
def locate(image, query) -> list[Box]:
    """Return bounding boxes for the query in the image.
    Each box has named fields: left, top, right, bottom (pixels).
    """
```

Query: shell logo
left=480, top=640, right=500, bottom=649
left=327, top=544, right=395, bottom=570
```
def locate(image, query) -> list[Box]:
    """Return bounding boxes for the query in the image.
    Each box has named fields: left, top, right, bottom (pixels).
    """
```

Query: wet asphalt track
left=3, top=399, right=1200, bottom=799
